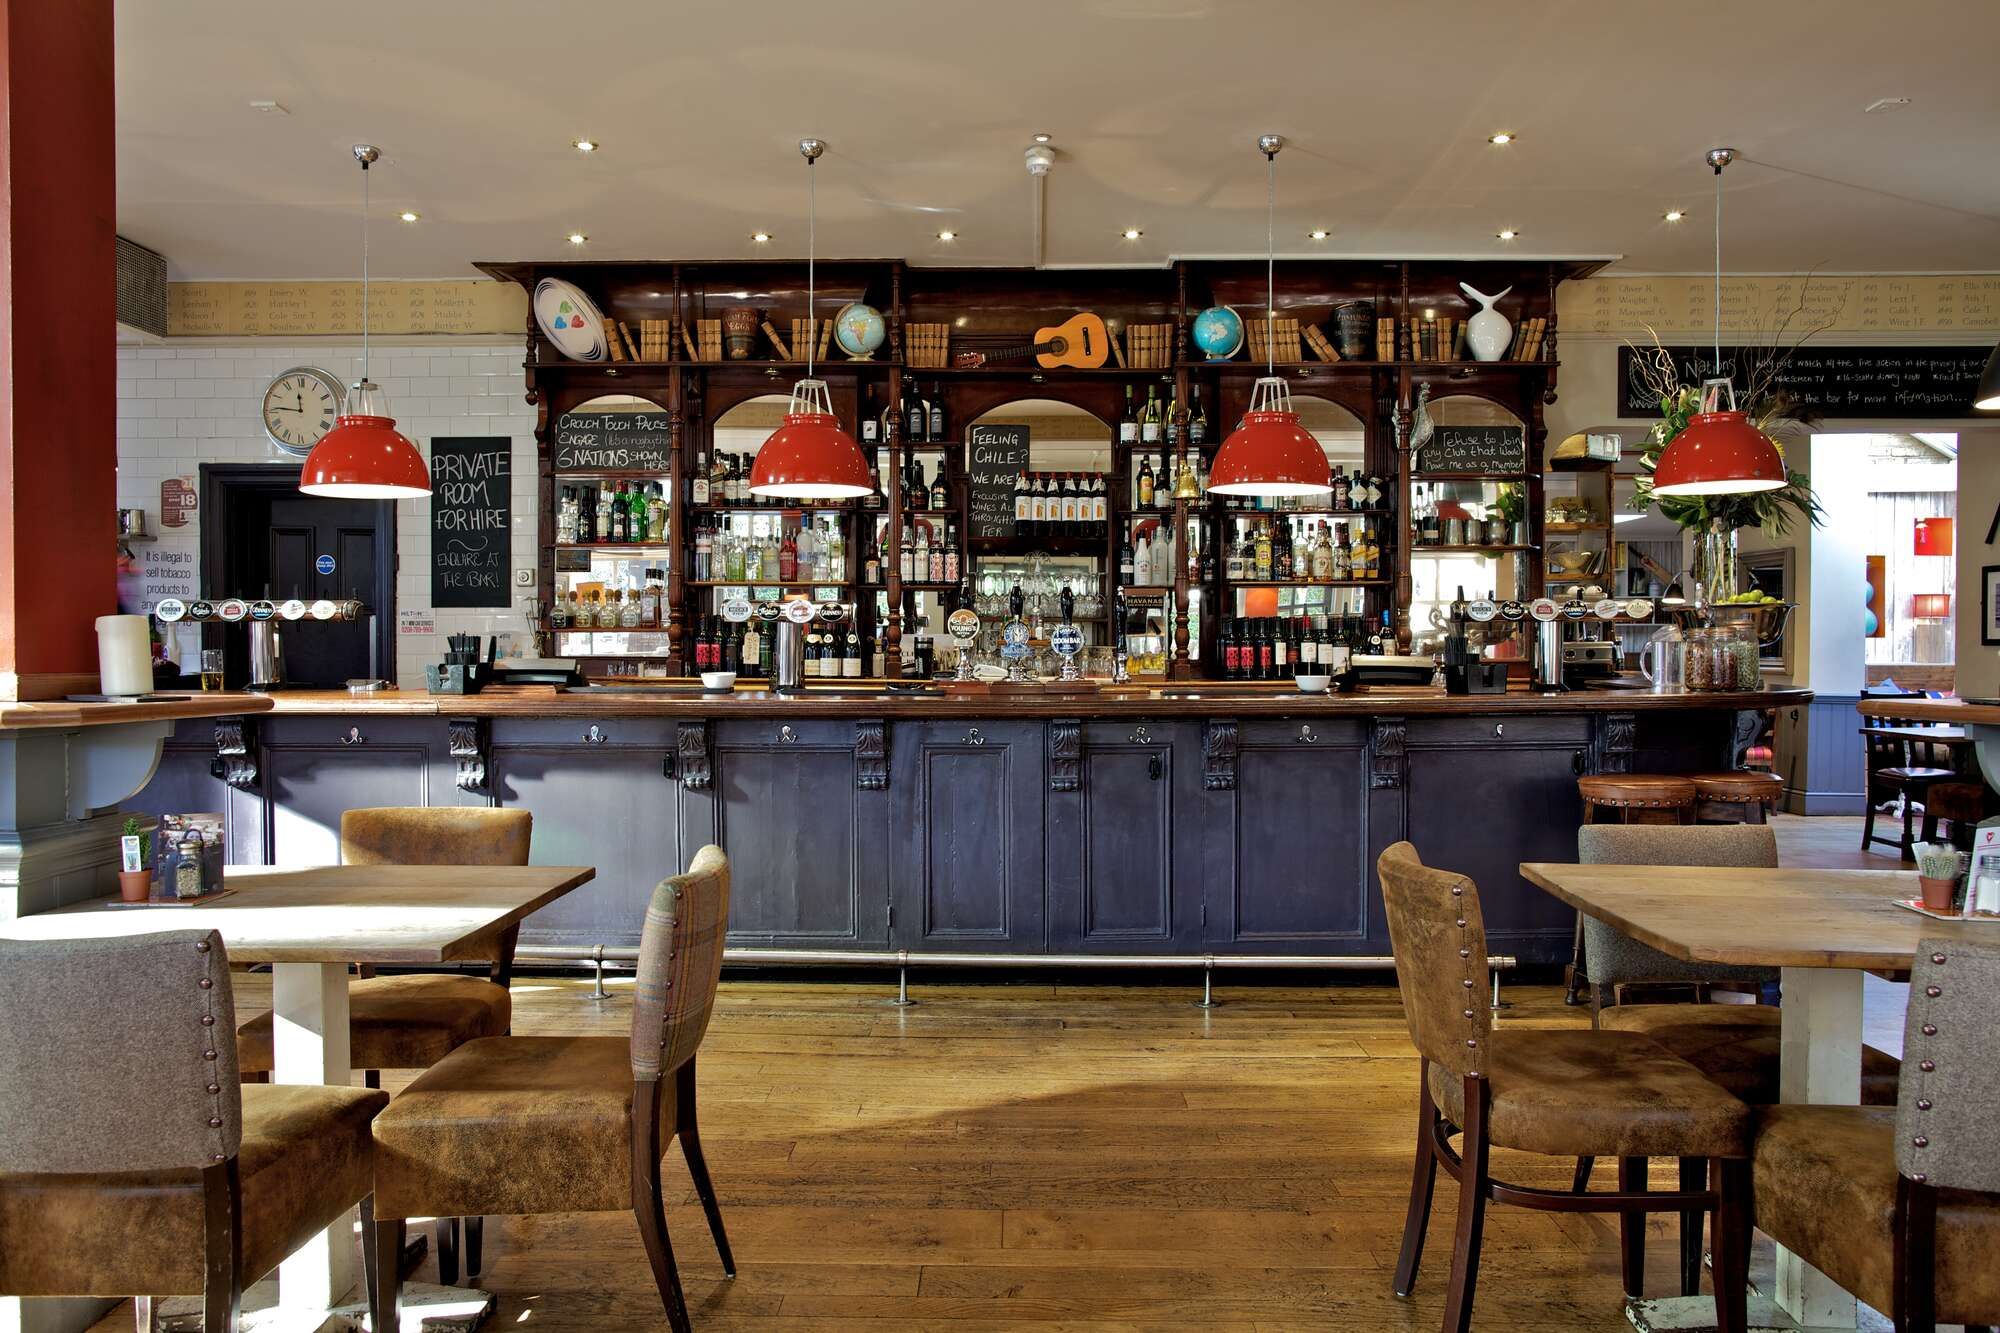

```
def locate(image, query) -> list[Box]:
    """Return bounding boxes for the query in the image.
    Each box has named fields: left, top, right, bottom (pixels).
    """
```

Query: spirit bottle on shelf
left=1133, top=530, right=1151, bottom=586
left=905, top=389, right=926, bottom=444
left=863, top=527, right=882, bottom=584
left=1141, top=386, right=1163, bottom=447
left=1311, top=523, right=1335, bottom=582
left=914, top=524, right=931, bottom=582
left=942, top=520, right=960, bottom=584
left=1118, top=537, right=1135, bottom=584
left=1090, top=473, right=1107, bottom=537
left=778, top=530, right=798, bottom=582
left=899, top=526, right=916, bottom=583
left=691, top=445, right=711, bottom=506
left=1136, top=454, right=1155, bottom=510
left=1253, top=522, right=1274, bottom=580
left=927, top=382, right=946, bottom=443
left=1188, top=386, right=1208, bottom=449
left=548, top=593, right=571, bottom=631
left=928, top=527, right=945, bottom=583
left=1332, top=467, right=1351, bottom=511
left=930, top=465, right=950, bottom=511
left=1119, top=386, right=1138, bottom=447
left=1014, top=472, right=1030, bottom=531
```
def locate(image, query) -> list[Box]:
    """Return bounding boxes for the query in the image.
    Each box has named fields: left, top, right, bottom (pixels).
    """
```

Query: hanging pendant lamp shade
left=1205, top=134, right=1331, bottom=498
left=301, top=145, right=430, bottom=499
left=1976, top=342, right=2000, bottom=412
left=1651, top=379, right=1786, bottom=497
left=750, top=137, right=872, bottom=499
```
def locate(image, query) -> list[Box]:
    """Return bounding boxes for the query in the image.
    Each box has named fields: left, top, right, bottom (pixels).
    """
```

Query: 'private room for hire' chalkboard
left=430, top=437, right=512, bottom=608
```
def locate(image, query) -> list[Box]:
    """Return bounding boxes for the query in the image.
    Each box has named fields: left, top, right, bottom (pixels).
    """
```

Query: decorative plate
left=533, top=278, right=608, bottom=362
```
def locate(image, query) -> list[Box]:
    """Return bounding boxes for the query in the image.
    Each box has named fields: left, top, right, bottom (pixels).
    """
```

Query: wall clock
left=261, top=366, right=345, bottom=458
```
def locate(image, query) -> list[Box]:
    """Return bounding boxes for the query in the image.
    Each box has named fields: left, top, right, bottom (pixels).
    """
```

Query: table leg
left=270, top=961, right=357, bottom=1320
left=1774, top=965, right=1862, bottom=1329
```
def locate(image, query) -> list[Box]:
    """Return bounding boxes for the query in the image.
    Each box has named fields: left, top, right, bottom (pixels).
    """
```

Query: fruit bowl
left=1665, top=600, right=1796, bottom=650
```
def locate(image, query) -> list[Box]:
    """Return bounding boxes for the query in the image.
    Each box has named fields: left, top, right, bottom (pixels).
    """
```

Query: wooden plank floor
left=87, top=814, right=1914, bottom=1331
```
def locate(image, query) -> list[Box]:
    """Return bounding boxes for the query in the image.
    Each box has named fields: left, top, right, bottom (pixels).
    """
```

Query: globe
left=1192, top=305, right=1245, bottom=360
left=833, top=302, right=886, bottom=360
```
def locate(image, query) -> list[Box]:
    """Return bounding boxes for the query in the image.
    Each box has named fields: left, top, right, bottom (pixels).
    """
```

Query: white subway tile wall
left=117, top=339, right=537, bottom=689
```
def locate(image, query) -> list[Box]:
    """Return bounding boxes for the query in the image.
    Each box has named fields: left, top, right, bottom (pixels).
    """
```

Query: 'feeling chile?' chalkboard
left=430, top=437, right=512, bottom=608
left=967, top=424, right=1030, bottom=539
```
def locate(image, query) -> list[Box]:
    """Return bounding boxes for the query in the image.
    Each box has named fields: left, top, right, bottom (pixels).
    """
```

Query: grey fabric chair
left=0, top=930, right=386, bottom=1330
left=1745, top=936, right=2000, bottom=1331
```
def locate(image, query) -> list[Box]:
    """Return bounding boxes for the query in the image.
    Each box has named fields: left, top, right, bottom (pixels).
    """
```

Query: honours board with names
left=967, top=424, right=1031, bottom=539
left=430, top=437, right=512, bottom=608
left=1416, top=425, right=1527, bottom=475
left=552, top=410, right=676, bottom=473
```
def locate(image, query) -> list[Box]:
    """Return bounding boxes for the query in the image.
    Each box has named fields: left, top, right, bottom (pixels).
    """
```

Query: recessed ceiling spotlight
left=1032, top=133, right=1052, bottom=144
left=936, top=229, right=957, bottom=241
left=1308, top=228, right=1329, bottom=240
left=751, top=231, right=772, bottom=243
left=1495, top=228, right=1519, bottom=241
left=1488, top=131, right=1515, bottom=145
left=566, top=232, right=588, bottom=246
left=247, top=100, right=289, bottom=116
left=571, top=138, right=599, bottom=153
left=1121, top=227, right=1143, bottom=240
left=1663, top=209, right=1685, bottom=223
left=398, top=210, right=420, bottom=223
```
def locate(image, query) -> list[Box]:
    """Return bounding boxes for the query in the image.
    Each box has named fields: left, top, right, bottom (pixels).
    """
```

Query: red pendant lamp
left=1651, top=149, right=1785, bottom=499
left=750, top=139, right=873, bottom=499
left=1208, top=135, right=1332, bottom=498
left=302, top=146, right=431, bottom=499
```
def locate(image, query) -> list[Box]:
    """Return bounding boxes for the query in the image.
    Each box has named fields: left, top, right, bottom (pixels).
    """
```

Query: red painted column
left=0, top=0, right=116, bottom=700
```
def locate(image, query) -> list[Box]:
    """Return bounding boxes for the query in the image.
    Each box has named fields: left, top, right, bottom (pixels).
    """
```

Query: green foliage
left=1491, top=483, right=1525, bottom=526
left=121, top=815, right=151, bottom=866
left=1627, top=384, right=1824, bottom=538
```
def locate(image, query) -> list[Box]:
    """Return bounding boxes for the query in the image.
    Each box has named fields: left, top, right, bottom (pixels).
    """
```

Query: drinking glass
left=199, top=649, right=224, bottom=693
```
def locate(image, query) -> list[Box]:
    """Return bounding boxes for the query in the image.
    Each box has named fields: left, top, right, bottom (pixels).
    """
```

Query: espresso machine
left=1527, top=594, right=1620, bottom=691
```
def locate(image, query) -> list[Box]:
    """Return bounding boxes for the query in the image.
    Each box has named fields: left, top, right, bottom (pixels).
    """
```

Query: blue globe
left=833, top=302, right=886, bottom=360
left=1192, top=305, right=1245, bottom=360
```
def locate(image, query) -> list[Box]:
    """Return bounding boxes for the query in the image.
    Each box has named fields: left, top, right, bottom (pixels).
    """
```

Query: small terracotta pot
left=118, top=869, right=152, bottom=903
left=1919, top=874, right=1957, bottom=913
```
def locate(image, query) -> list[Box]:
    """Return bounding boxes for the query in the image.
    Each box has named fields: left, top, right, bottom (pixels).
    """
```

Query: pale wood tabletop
left=1517, top=862, right=1976, bottom=971
left=0, top=864, right=594, bottom=964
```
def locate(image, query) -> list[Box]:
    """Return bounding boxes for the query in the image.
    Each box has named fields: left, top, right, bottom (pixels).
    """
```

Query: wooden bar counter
left=124, top=684, right=1805, bottom=966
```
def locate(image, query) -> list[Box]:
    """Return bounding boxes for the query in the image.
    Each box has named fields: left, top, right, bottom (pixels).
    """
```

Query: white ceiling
left=116, top=0, right=2000, bottom=281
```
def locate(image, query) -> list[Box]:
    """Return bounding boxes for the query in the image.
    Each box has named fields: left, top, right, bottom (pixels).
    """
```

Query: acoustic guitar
left=952, top=312, right=1110, bottom=370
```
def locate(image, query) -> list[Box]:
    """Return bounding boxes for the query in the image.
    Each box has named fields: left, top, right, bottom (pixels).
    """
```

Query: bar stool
left=1568, top=776, right=1697, bottom=1003
left=1688, top=771, right=1784, bottom=825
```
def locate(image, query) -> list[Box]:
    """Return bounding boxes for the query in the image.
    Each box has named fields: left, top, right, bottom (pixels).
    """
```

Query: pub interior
left=4, top=3, right=2000, bottom=1331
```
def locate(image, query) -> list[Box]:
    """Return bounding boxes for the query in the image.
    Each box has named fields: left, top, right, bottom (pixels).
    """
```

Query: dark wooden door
left=1048, top=720, right=1199, bottom=952
left=891, top=720, right=1046, bottom=953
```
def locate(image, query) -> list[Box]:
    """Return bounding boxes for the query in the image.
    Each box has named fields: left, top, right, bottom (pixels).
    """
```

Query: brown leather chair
left=236, top=805, right=530, bottom=1283
left=1743, top=936, right=2000, bottom=1331
left=0, top=931, right=386, bottom=1330
left=1377, top=842, right=1751, bottom=1333
left=369, top=846, right=734, bottom=1333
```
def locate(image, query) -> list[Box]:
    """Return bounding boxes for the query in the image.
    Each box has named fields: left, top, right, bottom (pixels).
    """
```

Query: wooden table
left=1859, top=722, right=1967, bottom=745
left=1518, top=861, right=1964, bottom=1330
left=2, top=863, right=594, bottom=1327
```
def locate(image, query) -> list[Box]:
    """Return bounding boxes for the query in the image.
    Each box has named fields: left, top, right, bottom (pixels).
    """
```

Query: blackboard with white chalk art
left=552, top=409, right=675, bottom=472
left=967, top=424, right=1031, bottom=539
left=430, top=437, right=512, bottom=608
left=1416, top=425, right=1527, bottom=475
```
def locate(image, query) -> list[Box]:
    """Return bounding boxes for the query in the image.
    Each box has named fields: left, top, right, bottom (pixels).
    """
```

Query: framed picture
left=1983, top=566, right=2000, bottom=646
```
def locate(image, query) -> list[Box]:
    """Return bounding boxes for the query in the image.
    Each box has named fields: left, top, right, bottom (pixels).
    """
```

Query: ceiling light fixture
left=749, top=139, right=873, bottom=500
left=936, top=229, right=957, bottom=242
left=1496, top=229, right=1518, bottom=241
left=300, top=146, right=430, bottom=500
left=1651, top=149, right=1788, bottom=497
left=1975, top=344, right=2000, bottom=411
left=1207, top=135, right=1332, bottom=499
left=571, top=138, right=599, bottom=153
left=1121, top=227, right=1143, bottom=240
left=1488, top=132, right=1515, bottom=145
left=1308, top=228, right=1329, bottom=241
left=399, top=210, right=420, bottom=223
left=566, top=232, right=587, bottom=246
left=751, top=231, right=772, bottom=244
left=1032, top=133, right=1052, bottom=145
left=1663, top=209, right=1685, bottom=223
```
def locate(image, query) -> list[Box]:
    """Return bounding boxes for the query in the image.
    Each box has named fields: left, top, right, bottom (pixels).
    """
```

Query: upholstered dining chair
left=1376, top=842, right=1752, bottom=1333
left=368, top=845, right=734, bottom=1333
left=236, top=805, right=531, bottom=1284
left=1744, top=935, right=2000, bottom=1332
left=0, top=930, right=386, bottom=1330
left=1571, top=822, right=1903, bottom=1274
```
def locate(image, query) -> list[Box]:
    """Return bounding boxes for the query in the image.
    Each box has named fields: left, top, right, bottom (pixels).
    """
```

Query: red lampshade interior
left=1912, top=593, right=1953, bottom=619
left=1651, top=410, right=1787, bottom=497
left=1208, top=410, right=1332, bottom=496
left=300, top=414, right=431, bottom=499
left=750, top=412, right=874, bottom=499
left=1914, top=517, right=1955, bottom=558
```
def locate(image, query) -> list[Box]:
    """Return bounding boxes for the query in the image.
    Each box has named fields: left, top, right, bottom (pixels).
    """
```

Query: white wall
left=115, top=338, right=536, bottom=689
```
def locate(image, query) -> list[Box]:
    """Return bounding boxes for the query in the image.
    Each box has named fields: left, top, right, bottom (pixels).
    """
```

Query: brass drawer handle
left=1494, top=723, right=1505, bottom=738
left=1130, top=725, right=1152, bottom=745
left=965, top=727, right=985, bottom=747
left=779, top=725, right=797, bottom=744
left=340, top=727, right=365, bottom=746
left=1297, top=724, right=1316, bottom=744
left=583, top=724, right=608, bottom=745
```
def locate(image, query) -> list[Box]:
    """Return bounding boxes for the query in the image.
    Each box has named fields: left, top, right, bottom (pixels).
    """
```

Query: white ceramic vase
left=1459, top=282, right=1513, bottom=362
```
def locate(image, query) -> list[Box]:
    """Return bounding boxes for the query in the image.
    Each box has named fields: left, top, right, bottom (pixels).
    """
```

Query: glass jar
left=1684, top=628, right=1715, bottom=691
left=1728, top=624, right=1762, bottom=691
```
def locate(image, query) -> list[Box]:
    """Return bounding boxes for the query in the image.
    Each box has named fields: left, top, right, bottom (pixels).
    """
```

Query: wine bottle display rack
left=487, top=256, right=1596, bottom=679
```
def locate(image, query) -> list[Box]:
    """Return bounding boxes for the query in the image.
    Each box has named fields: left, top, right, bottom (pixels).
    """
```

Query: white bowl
left=700, top=672, right=738, bottom=692
left=1295, top=674, right=1332, bottom=694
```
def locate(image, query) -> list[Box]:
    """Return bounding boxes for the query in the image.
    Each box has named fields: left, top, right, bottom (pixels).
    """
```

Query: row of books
left=1374, top=315, right=1548, bottom=362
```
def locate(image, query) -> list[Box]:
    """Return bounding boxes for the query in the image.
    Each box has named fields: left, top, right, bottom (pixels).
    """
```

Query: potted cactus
left=118, top=816, right=153, bottom=902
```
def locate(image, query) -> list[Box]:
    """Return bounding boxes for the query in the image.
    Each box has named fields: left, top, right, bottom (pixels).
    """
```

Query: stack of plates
left=533, top=277, right=608, bottom=361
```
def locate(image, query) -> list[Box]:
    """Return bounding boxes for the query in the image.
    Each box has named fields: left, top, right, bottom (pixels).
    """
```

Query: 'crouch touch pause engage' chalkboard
left=1416, top=425, right=1527, bottom=475
left=430, top=437, right=511, bottom=608
left=552, top=409, right=675, bottom=472
left=967, top=424, right=1030, bottom=539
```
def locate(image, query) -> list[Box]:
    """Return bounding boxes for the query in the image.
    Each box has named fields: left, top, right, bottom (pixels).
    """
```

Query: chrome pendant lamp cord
left=1265, top=147, right=1276, bottom=377
left=361, top=158, right=371, bottom=384
left=806, top=155, right=816, bottom=379
left=1712, top=162, right=1721, bottom=371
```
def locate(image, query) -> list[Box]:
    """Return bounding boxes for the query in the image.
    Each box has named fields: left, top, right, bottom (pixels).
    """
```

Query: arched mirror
left=548, top=394, right=674, bottom=673
left=1407, top=392, right=1532, bottom=653
left=696, top=392, right=855, bottom=617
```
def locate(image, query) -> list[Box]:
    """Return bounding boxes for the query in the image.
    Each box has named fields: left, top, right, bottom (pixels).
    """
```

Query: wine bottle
left=927, top=381, right=946, bottom=443
left=1119, top=386, right=1138, bottom=446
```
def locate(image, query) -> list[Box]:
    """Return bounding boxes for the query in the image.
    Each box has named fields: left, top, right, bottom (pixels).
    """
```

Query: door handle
left=340, top=727, right=365, bottom=746
left=1494, top=723, right=1505, bottom=738
left=1148, top=754, right=1163, bottom=781
left=663, top=751, right=676, bottom=779
left=1573, top=750, right=1587, bottom=775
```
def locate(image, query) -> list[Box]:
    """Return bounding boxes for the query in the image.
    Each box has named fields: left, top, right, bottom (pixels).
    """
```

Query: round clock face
left=262, top=367, right=344, bottom=458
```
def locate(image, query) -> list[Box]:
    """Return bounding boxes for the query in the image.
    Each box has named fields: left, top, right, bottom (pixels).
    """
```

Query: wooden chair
left=236, top=806, right=530, bottom=1283
left=1567, top=824, right=1900, bottom=1293
left=1376, top=842, right=1751, bottom=1333
left=369, top=845, right=735, bottom=1333
left=1861, top=719, right=1958, bottom=859
left=1564, top=775, right=1697, bottom=1004
left=0, top=930, right=386, bottom=1330
left=1920, top=780, right=1991, bottom=852
left=1742, top=935, right=2000, bottom=1331
left=1688, top=771, right=1785, bottom=824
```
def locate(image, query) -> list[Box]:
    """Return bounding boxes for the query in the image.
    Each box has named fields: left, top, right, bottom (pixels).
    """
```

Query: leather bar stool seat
left=1578, top=774, right=1698, bottom=824
left=1598, top=1004, right=1901, bottom=1106
left=1689, top=771, right=1784, bottom=825
left=237, top=974, right=512, bottom=1075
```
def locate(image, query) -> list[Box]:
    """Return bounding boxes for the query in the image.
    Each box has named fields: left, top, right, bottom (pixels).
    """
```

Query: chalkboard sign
left=967, top=424, right=1030, bottom=539
left=1617, top=345, right=1991, bottom=420
left=1417, top=425, right=1527, bottom=475
left=430, top=437, right=511, bottom=608
left=552, top=409, right=674, bottom=472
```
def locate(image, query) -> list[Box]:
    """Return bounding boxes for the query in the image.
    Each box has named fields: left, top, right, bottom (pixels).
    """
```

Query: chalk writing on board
left=552, top=410, right=675, bottom=472
left=1417, top=425, right=1526, bottom=475
left=430, top=437, right=512, bottom=608
left=966, top=424, right=1030, bottom=539
left=1617, top=345, right=1990, bottom=420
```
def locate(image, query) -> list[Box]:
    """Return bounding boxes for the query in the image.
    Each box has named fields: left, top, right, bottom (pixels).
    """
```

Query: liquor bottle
left=1090, top=473, right=1107, bottom=536
left=943, top=520, right=960, bottom=584
left=739, top=609, right=762, bottom=677
left=905, top=455, right=926, bottom=509
left=860, top=384, right=880, bottom=448
left=1272, top=615, right=1290, bottom=679
left=927, top=382, right=946, bottom=443
left=1137, top=454, right=1156, bottom=510
left=1253, top=522, right=1273, bottom=580
left=1030, top=474, right=1049, bottom=534
left=691, top=442, right=711, bottom=505
left=868, top=625, right=886, bottom=678
left=1066, top=474, right=1084, bottom=534
left=1332, top=466, right=1351, bottom=511
left=1119, top=537, right=1135, bottom=584
left=863, top=526, right=882, bottom=584
left=843, top=623, right=863, bottom=678
left=1224, top=523, right=1245, bottom=580
left=904, top=388, right=926, bottom=444
left=1164, top=391, right=1182, bottom=455
left=1256, top=619, right=1275, bottom=680
left=1141, top=386, right=1163, bottom=446
left=778, top=530, right=798, bottom=582
left=1133, top=531, right=1152, bottom=587
left=1199, top=523, right=1217, bottom=584
left=931, top=463, right=950, bottom=511
left=899, top=526, right=916, bottom=583
left=1188, top=385, right=1208, bottom=448
left=913, top=524, right=931, bottom=583
left=1014, top=472, right=1030, bottom=531
left=1119, top=386, right=1138, bottom=447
